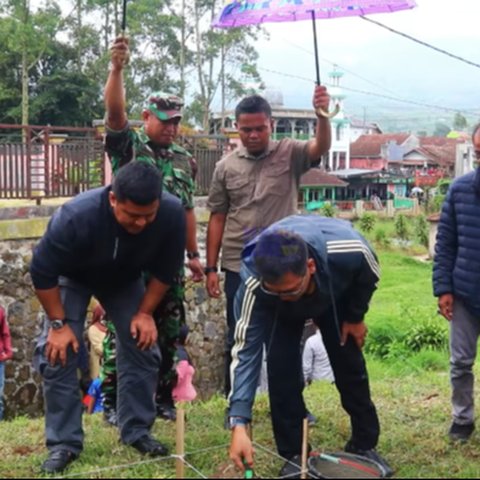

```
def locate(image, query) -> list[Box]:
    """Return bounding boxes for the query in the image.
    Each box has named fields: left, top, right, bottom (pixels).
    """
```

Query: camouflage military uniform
left=101, top=125, right=196, bottom=414
left=100, top=319, right=117, bottom=422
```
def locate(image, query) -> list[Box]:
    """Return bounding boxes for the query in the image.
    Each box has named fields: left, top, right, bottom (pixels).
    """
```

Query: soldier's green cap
left=147, top=92, right=184, bottom=121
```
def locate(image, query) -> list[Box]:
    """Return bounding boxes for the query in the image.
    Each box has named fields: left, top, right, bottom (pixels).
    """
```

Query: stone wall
left=0, top=222, right=227, bottom=419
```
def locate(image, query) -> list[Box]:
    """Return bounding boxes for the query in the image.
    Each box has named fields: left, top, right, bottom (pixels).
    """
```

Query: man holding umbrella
left=102, top=36, right=204, bottom=424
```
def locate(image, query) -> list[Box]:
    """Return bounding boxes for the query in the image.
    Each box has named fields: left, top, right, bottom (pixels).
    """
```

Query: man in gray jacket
left=31, top=162, right=186, bottom=473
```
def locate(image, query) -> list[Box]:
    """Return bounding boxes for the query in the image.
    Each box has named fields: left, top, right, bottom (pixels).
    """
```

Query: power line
left=278, top=36, right=400, bottom=97
left=257, top=66, right=476, bottom=116
left=360, top=16, right=480, bottom=70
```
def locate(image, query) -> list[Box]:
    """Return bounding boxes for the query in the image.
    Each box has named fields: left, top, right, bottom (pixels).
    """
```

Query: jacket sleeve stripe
left=327, top=240, right=380, bottom=280
left=228, top=276, right=260, bottom=402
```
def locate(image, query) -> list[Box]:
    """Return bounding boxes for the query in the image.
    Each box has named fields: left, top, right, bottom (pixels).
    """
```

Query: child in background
left=86, top=377, right=104, bottom=414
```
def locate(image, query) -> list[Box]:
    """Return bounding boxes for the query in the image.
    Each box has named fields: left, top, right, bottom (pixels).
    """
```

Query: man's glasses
left=260, top=273, right=309, bottom=298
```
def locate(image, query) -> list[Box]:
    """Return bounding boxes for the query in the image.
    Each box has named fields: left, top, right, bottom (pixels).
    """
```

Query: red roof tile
left=300, top=169, right=348, bottom=187
left=350, top=134, right=411, bottom=157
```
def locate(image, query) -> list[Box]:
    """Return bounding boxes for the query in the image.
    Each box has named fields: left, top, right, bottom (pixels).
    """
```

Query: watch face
left=51, top=320, right=65, bottom=330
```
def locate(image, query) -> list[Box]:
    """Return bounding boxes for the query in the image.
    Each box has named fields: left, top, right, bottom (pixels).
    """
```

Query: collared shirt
left=207, top=138, right=311, bottom=272
left=105, top=124, right=197, bottom=209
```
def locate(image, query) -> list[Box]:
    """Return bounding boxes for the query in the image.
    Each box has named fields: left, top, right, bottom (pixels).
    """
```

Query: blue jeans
left=33, top=277, right=162, bottom=454
left=0, top=361, right=4, bottom=420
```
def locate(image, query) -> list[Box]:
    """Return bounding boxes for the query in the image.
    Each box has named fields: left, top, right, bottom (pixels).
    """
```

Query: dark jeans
left=224, top=270, right=241, bottom=397
left=33, top=277, right=161, bottom=454
left=267, top=308, right=379, bottom=458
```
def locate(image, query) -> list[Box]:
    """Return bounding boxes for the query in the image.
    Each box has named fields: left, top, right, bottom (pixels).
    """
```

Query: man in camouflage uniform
left=101, top=35, right=203, bottom=424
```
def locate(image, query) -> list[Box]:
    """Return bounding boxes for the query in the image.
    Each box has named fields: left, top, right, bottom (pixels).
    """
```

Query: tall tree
left=186, top=0, right=263, bottom=130
left=0, top=0, right=61, bottom=126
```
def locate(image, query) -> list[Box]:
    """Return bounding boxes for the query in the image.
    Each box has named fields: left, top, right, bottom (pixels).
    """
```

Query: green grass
left=2, top=250, right=479, bottom=478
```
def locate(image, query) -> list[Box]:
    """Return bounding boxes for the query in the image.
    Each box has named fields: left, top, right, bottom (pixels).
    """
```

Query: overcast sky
left=213, top=0, right=480, bottom=129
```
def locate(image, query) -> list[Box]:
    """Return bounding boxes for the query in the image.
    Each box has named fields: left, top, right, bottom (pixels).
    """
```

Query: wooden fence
left=0, top=124, right=229, bottom=201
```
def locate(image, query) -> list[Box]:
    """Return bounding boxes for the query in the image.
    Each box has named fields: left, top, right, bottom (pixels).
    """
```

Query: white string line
left=58, top=443, right=231, bottom=478
left=59, top=454, right=175, bottom=478
left=181, top=457, right=209, bottom=479
left=252, top=441, right=311, bottom=479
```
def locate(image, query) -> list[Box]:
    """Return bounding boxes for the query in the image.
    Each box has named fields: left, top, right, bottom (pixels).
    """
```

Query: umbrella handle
left=316, top=103, right=340, bottom=119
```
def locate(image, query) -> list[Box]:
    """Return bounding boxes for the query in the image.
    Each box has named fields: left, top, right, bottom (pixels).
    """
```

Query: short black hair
left=112, top=161, right=163, bottom=205
left=235, top=94, right=272, bottom=121
left=253, top=230, right=308, bottom=284
left=472, top=123, right=480, bottom=141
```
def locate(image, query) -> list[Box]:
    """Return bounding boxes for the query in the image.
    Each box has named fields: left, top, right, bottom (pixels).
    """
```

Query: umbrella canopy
left=213, top=0, right=417, bottom=28
left=212, top=0, right=417, bottom=118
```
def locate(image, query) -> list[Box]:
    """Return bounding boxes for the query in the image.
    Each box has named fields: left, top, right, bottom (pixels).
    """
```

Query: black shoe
left=278, top=454, right=304, bottom=479
left=130, top=435, right=169, bottom=457
left=449, top=422, right=475, bottom=442
left=345, top=441, right=394, bottom=477
left=40, top=449, right=78, bottom=474
left=103, top=408, right=118, bottom=427
left=157, top=403, right=176, bottom=422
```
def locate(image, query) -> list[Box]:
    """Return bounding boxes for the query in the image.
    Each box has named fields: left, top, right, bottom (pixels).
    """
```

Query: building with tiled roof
left=299, top=167, right=348, bottom=207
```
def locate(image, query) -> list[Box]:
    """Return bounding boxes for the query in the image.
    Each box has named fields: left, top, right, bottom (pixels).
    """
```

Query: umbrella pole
left=121, top=0, right=127, bottom=37
left=310, top=9, right=339, bottom=119
left=310, top=10, right=321, bottom=86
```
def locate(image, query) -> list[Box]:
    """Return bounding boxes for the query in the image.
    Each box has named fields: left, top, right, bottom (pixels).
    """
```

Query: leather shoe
left=40, top=449, right=78, bottom=474
left=131, top=435, right=169, bottom=457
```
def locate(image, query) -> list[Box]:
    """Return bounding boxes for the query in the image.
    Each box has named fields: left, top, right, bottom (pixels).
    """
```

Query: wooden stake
left=301, top=417, right=309, bottom=480
left=176, top=402, right=185, bottom=478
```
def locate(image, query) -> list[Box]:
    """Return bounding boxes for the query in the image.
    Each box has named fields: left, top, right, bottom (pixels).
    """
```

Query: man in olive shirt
left=205, top=89, right=331, bottom=396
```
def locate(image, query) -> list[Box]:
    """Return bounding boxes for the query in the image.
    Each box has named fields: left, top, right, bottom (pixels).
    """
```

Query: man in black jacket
left=227, top=215, right=392, bottom=478
left=31, top=162, right=186, bottom=474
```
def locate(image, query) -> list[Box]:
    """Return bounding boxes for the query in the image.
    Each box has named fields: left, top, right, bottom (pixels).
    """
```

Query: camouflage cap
left=147, top=92, right=184, bottom=121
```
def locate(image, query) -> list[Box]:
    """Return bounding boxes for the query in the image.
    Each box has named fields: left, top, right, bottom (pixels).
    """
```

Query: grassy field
left=1, top=250, right=479, bottom=478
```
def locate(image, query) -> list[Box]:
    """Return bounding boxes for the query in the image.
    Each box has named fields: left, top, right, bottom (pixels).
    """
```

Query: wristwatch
left=204, top=266, right=218, bottom=274
left=50, top=319, right=66, bottom=330
left=187, top=251, right=200, bottom=260
left=229, top=416, right=248, bottom=429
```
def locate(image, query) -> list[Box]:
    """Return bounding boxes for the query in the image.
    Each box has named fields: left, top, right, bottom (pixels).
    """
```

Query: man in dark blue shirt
left=31, top=161, right=186, bottom=474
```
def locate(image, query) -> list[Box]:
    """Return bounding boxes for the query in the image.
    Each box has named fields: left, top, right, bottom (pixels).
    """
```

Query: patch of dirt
left=210, top=461, right=243, bottom=478
left=12, top=445, right=42, bottom=455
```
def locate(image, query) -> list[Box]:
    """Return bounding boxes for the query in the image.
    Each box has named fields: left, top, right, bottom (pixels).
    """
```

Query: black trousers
left=267, top=305, right=380, bottom=458
left=224, top=270, right=242, bottom=397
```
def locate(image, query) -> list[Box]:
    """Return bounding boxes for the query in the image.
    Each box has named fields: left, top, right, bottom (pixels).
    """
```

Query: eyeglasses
left=260, top=274, right=309, bottom=298
left=149, top=95, right=184, bottom=111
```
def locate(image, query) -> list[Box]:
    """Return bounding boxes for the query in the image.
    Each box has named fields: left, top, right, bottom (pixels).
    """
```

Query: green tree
left=453, top=112, right=467, bottom=131
left=433, top=122, right=451, bottom=137
left=188, top=0, right=263, bottom=129
left=0, top=0, right=61, bottom=127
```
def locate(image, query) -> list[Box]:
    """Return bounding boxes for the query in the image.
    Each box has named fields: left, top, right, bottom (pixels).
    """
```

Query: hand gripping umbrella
left=212, top=0, right=416, bottom=118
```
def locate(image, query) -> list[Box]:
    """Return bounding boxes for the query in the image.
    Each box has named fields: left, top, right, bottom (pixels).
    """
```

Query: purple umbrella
left=212, top=0, right=417, bottom=117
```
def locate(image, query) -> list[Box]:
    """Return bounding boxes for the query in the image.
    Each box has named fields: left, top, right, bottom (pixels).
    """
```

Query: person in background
left=302, top=324, right=335, bottom=426
left=86, top=377, right=104, bottom=415
left=433, top=122, right=480, bottom=443
left=87, top=302, right=107, bottom=380
left=303, top=324, right=334, bottom=385
left=0, top=305, right=13, bottom=421
left=206, top=88, right=332, bottom=400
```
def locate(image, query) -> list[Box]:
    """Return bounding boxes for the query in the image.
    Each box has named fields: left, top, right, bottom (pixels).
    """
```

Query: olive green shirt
left=105, top=124, right=196, bottom=208
left=207, top=138, right=312, bottom=272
